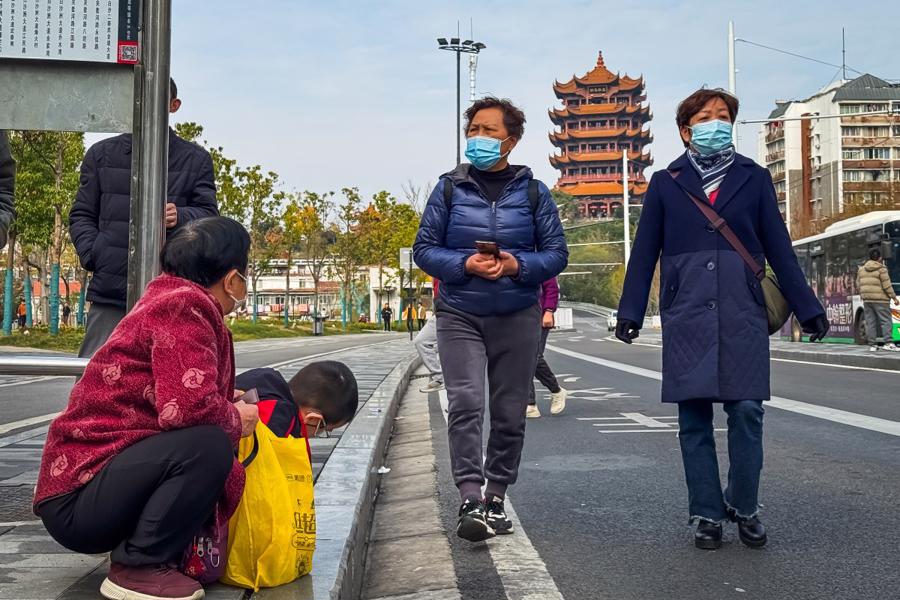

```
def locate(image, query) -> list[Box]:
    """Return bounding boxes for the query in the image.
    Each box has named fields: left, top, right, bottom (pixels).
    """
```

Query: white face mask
left=228, top=271, right=248, bottom=312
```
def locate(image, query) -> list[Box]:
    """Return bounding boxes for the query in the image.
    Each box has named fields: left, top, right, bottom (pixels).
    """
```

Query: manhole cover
left=0, top=486, right=37, bottom=522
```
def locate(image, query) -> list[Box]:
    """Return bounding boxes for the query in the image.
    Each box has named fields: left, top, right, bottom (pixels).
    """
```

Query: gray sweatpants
left=864, top=302, right=894, bottom=345
left=414, top=317, right=442, bottom=382
left=436, top=301, right=541, bottom=496
left=78, top=302, right=126, bottom=358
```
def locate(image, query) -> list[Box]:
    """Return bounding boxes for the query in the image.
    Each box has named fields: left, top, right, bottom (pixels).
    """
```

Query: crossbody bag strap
left=667, top=171, right=766, bottom=281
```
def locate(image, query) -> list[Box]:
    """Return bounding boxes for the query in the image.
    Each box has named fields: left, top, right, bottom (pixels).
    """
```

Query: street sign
left=0, top=0, right=140, bottom=64
left=399, top=248, right=418, bottom=271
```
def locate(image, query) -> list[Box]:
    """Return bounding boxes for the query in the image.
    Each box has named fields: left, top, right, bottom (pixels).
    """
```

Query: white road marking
left=595, top=335, right=900, bottom=375
left=0, top=413, right=60, bottom=435
left=0, top=376, right=65, bottom=390
left=578, top=416, right=677, bottom=421
left=438, top=390, right=565, bottom=600
left=562, top=376, right=580, bottom=383
left=597, top=429, right=728, bottom=434
left=546, top=344, right=900, bottom=438
left=621, top=412, right=672, bottom=428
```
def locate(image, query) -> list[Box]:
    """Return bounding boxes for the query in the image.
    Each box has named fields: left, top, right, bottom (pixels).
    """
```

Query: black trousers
left=529, top=327, right=561, bottom=405
left=39, top=426, right=233, bottom=566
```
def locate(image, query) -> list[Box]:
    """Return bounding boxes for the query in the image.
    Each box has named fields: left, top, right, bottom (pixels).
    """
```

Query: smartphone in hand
left=475, top=241, right=500, bottom=257
left=235, top=388, right=259, bottom=405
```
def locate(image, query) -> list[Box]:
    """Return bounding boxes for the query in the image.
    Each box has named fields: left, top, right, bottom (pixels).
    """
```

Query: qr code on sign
left=119, top=43, right=138, bottom=63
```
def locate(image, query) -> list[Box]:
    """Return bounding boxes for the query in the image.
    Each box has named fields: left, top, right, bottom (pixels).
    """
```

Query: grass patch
left=0, top=318, right=386, bottom=352
left=0, top=327, right=85, bottom=353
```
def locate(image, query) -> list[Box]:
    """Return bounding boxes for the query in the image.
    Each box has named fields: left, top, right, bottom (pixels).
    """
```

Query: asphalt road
left=429, top=312, right=900, bottom=600
left=0, top=333, right=400, bottom=433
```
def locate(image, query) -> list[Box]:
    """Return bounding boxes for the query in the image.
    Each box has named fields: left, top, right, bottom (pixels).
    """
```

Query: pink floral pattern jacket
left=33, top=275, right=244, bottom=523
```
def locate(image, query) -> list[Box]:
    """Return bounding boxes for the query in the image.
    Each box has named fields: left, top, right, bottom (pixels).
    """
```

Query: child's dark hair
left=289, top=361, right=359, bottom=426
left=161, top=216, right=250, bottom=287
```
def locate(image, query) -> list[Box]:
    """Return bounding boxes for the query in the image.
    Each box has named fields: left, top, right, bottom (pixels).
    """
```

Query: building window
left=864, top=148, right=891, bottom=159
left=840, top=104, right=862, bottom=115
left=842, top=149, right=862, bottom=160
left=842, top=126, right=861, bottom=137
left=893, top=126, right=900, bottom=136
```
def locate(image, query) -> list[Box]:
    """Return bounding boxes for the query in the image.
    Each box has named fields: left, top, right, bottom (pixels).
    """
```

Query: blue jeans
left=677, top=400, right=764, bottom=523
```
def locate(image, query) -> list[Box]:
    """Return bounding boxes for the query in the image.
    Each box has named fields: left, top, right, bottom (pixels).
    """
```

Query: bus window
left=885, top=221, right=900, bottom=294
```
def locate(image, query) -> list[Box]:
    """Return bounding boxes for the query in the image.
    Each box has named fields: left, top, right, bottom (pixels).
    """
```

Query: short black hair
left=464, top=96, right=526, bottom=140
left=160, top=216, right=250, bottom=287
left=676, top=88, right=740, bottom=147
left=289, top=361, right=359, bottom=426
left=170, top=77, right=178, bottom=101
left=870, top=248, right=883, bottom=261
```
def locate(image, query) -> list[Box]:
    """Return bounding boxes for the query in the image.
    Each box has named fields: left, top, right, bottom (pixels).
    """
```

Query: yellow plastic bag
left=221, top=422, right=316, bottom=590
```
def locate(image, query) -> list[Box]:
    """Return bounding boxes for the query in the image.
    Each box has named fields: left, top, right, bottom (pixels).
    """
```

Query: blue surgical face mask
left=465, top=136, right=510, bottom=171
left=690, top=120, right=734, bottom=155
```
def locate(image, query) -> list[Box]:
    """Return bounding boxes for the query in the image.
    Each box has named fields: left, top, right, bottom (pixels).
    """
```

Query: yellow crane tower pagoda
left=549, top=51, right=653, bottom=218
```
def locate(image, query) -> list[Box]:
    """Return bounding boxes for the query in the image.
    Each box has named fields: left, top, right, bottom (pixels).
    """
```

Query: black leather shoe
left=735, top=516, right=767, bottom=548
left=694, top=521, right=722, bottom=550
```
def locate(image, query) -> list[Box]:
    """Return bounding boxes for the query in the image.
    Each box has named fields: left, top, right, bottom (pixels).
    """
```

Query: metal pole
left=408, top=252, right=414, bottom=341
left=456, top=49, right=462, bottom=165
left=728, top=21, right=738, bottom=150
left=127, top=0, right=172, bottom=310
left=623, top=150, right=631, bottom=267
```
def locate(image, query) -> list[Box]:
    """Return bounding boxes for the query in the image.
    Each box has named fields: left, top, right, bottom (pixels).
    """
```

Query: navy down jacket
left=69, top=129, right=219, bottom=308
left=414, top=164, right=568, bottom=316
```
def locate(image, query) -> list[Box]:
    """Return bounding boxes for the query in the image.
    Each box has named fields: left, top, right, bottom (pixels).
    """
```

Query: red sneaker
left=100, top=563, right=204, bottom=600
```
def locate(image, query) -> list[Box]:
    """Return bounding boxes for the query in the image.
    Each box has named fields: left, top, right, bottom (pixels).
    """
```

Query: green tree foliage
left=8, top=131, right=85, bottom=335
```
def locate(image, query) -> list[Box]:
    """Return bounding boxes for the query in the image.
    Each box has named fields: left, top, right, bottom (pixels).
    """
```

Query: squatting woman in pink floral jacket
left=33, top=217, right=259, bottom=600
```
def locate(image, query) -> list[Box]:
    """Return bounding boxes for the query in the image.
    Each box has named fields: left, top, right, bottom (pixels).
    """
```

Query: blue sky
left=161, top=0, right=900, bottom=202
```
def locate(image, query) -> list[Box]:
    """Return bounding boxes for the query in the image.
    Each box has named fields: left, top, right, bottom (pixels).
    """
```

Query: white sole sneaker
left=525, top=405, right=541, bottom=418
left=550, top=388, right=568, bottom=415
left=100, top=578, right=204, bottom=600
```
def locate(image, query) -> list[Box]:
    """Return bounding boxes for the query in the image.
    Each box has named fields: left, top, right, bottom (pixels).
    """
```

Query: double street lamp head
left=436, top=37, right=486, bottom=54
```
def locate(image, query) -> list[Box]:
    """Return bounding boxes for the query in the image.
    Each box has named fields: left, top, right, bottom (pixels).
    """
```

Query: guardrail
left=0, top=356, right=88, bottom=376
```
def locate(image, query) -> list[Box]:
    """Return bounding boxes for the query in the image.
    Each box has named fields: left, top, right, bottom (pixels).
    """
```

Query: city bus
left=788, top=211, right=900, bottom=343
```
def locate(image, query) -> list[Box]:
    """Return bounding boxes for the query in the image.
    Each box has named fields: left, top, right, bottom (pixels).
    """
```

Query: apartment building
left=758, top=74, right=900, bottom=236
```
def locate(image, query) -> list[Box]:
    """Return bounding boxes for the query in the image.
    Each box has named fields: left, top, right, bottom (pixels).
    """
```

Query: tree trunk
left=251, top=261, right=259, bottom=324
left=49, top=145, right=64, bottom=336
left=77, top=269, right=88, bottom=326
left=284, top=252, right=291, bottom=327
left=2, top=232, right=14, bottom=336
left=23, top=264, right=32, bottom=327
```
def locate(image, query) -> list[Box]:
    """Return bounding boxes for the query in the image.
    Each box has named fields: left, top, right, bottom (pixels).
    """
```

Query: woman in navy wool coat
left=616, top=89, right=829, bottom=550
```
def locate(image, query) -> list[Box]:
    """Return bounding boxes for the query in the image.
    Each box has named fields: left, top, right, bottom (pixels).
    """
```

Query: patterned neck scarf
left=686, top=144, right=736, bottom=197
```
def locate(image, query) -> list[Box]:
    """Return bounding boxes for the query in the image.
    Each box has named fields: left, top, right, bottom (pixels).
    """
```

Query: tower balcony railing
left=558, top=174, right=647, bottom=184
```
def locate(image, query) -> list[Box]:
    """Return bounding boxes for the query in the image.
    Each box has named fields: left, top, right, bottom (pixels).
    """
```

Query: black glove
left=801, top=314, right=830, bottom=343
left=615, top=319, right=640, bottom=344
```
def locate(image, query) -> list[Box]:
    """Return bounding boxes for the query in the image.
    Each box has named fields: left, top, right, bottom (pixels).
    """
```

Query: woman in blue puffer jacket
left=413, top=97, right=568, bottom=543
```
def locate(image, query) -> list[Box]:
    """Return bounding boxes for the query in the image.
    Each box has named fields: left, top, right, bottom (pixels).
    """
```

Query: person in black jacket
left=70, top=79, right=219, bottom=357
left=0, top=130, right=15, bottom=250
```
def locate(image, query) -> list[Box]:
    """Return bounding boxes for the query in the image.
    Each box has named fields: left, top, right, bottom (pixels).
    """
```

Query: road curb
left=285, top=350, right=422, bottom=600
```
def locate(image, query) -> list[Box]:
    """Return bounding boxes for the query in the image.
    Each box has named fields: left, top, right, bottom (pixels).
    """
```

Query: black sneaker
left=457, top=498, right=495, bottom=542
left=485, top=495, right=513, bottom=535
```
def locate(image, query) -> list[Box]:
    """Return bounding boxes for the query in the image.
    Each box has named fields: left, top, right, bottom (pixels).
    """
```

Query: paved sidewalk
left=0, top=339, right=415, bottom=600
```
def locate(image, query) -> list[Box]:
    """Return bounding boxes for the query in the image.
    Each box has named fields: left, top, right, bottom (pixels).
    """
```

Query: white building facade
left=758, top=75, right=900, bottom=235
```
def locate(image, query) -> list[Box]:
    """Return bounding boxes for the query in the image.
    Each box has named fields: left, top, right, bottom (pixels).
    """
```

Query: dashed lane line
left=438, top=390, right=566, bottom=600
left=546, top=344, right=900, bottom=438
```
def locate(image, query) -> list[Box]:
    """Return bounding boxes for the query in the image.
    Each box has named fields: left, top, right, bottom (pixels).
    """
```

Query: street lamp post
left=437, top=37, right=486, bottom=165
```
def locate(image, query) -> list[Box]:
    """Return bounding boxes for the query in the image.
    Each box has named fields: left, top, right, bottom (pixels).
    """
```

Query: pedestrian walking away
left=616, top=88, right=829, bottom=551
left=526, top=277, right=567, bottom=418
left=69, top=78, right=219, bottom=358
left=34, top=217, right=258, bottom=600
left=381, top=303, right=393, bottom=331
left=414, top=96, right=568, bottom=543
left=857, top=247, right=899, bottom=351
left=415, top=280, right=444, bottom=393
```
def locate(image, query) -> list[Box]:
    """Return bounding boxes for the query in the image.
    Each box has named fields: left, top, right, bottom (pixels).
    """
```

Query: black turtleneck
left=469, top=165, right=516, bottom=204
